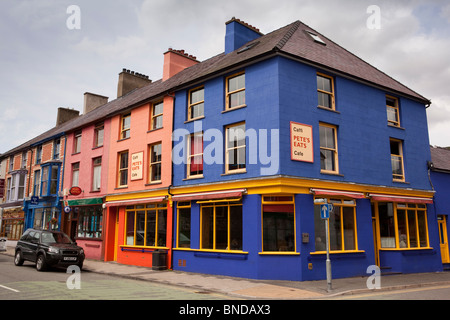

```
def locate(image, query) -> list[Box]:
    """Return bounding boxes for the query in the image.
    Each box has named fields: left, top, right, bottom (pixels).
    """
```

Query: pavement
left=3, top=246, right=450, bottom=300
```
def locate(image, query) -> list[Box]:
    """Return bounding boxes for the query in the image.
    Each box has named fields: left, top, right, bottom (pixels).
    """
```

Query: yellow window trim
left=225, top=71, right=246, bottom=110
left=319, top=122, right=339, bottom=174
left=188, top=86, right=205, bottom=121
left=317, top=72, right=335, bottom=110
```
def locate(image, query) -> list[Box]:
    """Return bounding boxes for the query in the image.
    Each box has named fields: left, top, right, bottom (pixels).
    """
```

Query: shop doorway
left=438, top=215, right=449, bottom=264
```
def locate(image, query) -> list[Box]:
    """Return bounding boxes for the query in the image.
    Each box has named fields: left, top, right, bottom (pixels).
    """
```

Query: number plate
left=63, top=257, right=77, bottom=261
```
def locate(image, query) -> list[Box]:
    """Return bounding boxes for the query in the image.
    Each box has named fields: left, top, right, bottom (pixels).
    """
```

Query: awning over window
left=368, top=194, right=433, bottom=204
left=106, top=196, right=166, bottom=207
left=172, top=189, right=246, bottom=202
left=310, top=188, right=366, bottom=199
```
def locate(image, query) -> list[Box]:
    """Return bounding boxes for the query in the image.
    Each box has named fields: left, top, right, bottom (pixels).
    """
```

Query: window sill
left=183, top=175, right=204, bottom=181
left=147, top=127, right=163, bottom=133
left=221, top=170, right=247, bottom=176
left=258, top=252, right=300, bottom=255
left=392, top=179, right=409, bottom=184
left=222, top=105, right=247, bottom=113
left=145, top=181, right=162, bottom=186
left=184, top=116, right=205, bottom=123
left=175, top=248, right=248, bottom=254
left=92, top=145, right=104, bottom=150
left=320, top=170, right=343, bottom=177
left=387, top=124, right=405, bottom=130
left=317, top=105, right=339, bottom=113
left=310, top=250, right=365, bottom=255
left=115, top=186, right=128, bottom=190
left=379, top=247, right=433, bottom=251
left=117, top=137, right=130, bottom=142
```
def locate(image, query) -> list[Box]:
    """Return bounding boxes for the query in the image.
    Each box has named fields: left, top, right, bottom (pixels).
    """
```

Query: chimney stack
left=225, top=17, right=263, bottom=54
left=56, top=107, right=79, bottom=126
left=117, top=69, right=152, bottom=98
left=84, top=92, right=108, bottom=114
left=163, top=48, right=199, bottom=81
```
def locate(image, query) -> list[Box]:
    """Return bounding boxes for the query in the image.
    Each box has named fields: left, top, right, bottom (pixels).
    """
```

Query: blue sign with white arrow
left=320, top=204, right=333, bottom=219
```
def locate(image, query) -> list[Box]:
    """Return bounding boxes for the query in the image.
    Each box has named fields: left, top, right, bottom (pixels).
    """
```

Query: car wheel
left=14, top=250, right=24, bottom=266
left=36, top=254, right=47, bottom=271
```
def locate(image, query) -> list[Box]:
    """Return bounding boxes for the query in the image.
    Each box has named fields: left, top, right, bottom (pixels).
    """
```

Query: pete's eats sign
left=290, top=122, right=313, bottom=163
left=131, top=152, right=144, bottom=181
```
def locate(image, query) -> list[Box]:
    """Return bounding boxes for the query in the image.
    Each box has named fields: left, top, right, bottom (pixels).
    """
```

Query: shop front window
left=314, top=198, right=358, bottom=252
left=124, top=203, right=167, bottom=247
left=177, top=202, right=191, bottom=248
left=76, top=206, right=103, bottom=238
left=377, top=202, right=429, bottom=249
left=200, top=201, right=242, bottom=251
left=261, top=196, right=295, bottom=252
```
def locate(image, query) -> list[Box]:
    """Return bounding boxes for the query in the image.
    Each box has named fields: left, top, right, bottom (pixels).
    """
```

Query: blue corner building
left=168, top=18, right=443, bottom=281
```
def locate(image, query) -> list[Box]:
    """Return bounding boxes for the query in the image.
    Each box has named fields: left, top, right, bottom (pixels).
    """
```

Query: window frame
left=92, top=157, right=102, bottom=191
left=225, top=122, right=246, bottom=174
left=94, top=122, right=104, bottom=148
left=53, top=139, right=60, bottom=159
left=124, top=203, right=168, bottom=248
left=317, top=73, right=335, bottom=110
left=386, top=96, right=400, bottom=127
left=200, top=200, right=243, bottom=252
left=73, top=130, right=82, bottom=154
left=225, top=72, right=246, bottom=110
left=375, top=202, right=430, bottom=249
left=313, top=198, right=359, bottom=253
left=148, top=143, right=162, bottom=183
left=120, top=113, right=131, bottom=140
left=117, top=151, right=129, bottom=188
left=150, top=101, right=163, bottom=130
left=187, top=132, right=204, bottom=179
left=188, top=86, right=205, bottom=121
left=176, top=201, right=191, bottom=248
left=390, top=138, right=405, bottom=182
left=319, top=123, right=339, bottom=174
left=71, top=162, right=80, bottom=187
left=40, top=163, right=60, bottom=197
left=261, top=195, right=297, bottom=253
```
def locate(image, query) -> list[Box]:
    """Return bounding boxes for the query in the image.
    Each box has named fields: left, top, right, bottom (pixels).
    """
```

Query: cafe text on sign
left=131, top=151, right=144, bottom=181
left=290, top=122, right=314, bottom=163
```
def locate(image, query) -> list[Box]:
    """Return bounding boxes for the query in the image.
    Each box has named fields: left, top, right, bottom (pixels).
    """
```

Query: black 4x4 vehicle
left=14, top=228, right=85, bottom=271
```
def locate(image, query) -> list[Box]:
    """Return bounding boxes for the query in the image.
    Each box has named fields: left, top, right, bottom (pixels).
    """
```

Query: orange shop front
left=103, top=195, right=173, bottom=269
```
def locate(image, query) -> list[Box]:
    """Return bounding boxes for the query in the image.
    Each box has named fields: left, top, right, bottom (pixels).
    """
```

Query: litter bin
left=0, top=238, right=7, bottom=252
left=152, top=249, right=167, bottom=270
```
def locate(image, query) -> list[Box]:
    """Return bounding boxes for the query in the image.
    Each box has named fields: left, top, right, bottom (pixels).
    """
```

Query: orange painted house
left=103, top=49, right=199, bottom=268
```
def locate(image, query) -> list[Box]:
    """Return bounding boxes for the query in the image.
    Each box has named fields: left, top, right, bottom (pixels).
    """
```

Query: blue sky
left=1, top=0, right=449, bottom=153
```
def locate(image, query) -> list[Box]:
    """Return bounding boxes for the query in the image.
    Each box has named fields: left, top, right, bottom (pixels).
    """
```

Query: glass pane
left=229, top=90, right=245, bottom=108
left=191, top=102, right=204, bottom=119
left=314, top=205, right=327, bottom=251
left=418, top=212, right=428, bottom=247
left=230, top=206, right=243, bottom=250
left=228, top=74, right=245, bottom=92
left=391, top=155, right=403, bottom=177
left=378, top=203, right=396, bottom=248
left=398, top=209, right=408, bottom=248
left=317, top=75, right=331, bottom=92
left=154, top=102, right=163, bottom=115
left=146, top=210, right=156, bottom=246
left=320, top=149, right=335, bottom=171
left=151, top=163, right=162, bottom=181
left=135, top=211, right=145, bottom=246
left=227, top=124, right=246, bottom=148
left=126, top=211, right=135, bottom=245
left=178, top=208, right=191, bottom=248
left=343, top=207, right=356, bottom=250
left=215, top=206, right=228, bottom=250
left=201, top=207, right=214, bottom=249
left=190, top=88, right=204, bottom=104
left=157, top=210, right=167, bottom=247
left=319, top=126, right=335, bottom=149
left=329, top=206, right=342, bottom=251
left=120, top=152, right=128, bottom=169
left=408, top=210, right=418, bottom=248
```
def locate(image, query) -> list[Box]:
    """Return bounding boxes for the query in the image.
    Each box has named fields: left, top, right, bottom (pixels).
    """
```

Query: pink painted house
left=63, top=93, right=111, bottom=260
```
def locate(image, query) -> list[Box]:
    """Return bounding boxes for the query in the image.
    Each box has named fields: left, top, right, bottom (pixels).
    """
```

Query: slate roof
left=1, top=19, right=430, bottom=157
left=430, top=146, right=450, bottom=172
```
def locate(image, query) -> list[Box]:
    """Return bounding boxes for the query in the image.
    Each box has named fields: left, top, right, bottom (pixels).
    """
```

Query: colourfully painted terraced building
left=1, top=18, right=447, bottom=282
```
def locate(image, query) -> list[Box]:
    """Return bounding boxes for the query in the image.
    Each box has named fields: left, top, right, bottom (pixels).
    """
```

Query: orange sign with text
left=290, top=122, right=314, bottom=163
